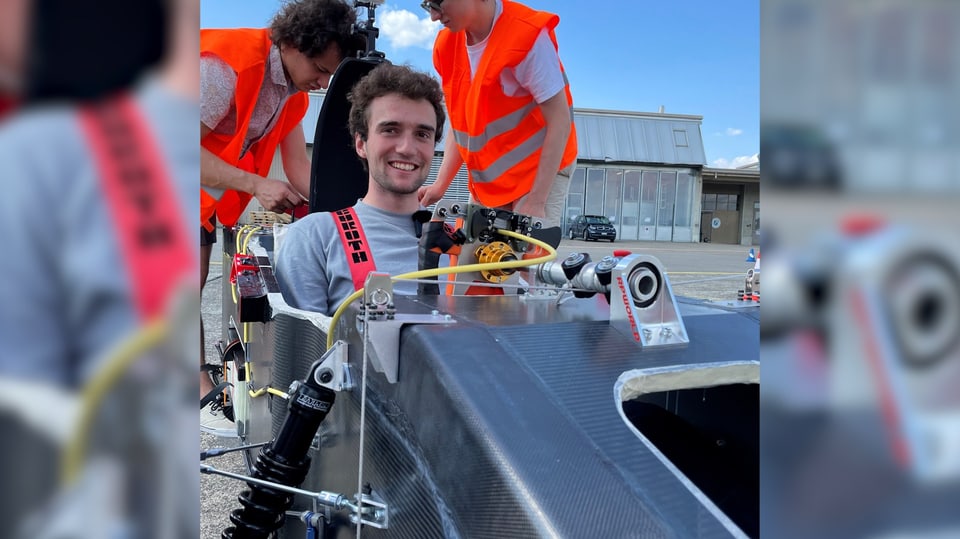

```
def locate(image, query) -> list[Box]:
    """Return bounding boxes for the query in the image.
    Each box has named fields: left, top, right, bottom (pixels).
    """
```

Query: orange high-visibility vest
left=433, top=0, right=577, bottom=208
left=200, top=28, right=308, bottom=230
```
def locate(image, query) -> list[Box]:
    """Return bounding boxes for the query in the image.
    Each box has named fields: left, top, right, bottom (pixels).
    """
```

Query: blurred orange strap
left=79, top=94, right=195, bottom=320
left=0, top=96, right=17, bottom=120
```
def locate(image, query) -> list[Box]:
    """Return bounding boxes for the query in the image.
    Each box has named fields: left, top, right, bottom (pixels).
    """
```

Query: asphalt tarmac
left=200, top=234, right=758, bottom=538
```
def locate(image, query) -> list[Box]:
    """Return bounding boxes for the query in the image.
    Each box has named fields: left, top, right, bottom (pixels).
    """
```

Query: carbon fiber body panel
left=249, top=293, right=758, bottom=538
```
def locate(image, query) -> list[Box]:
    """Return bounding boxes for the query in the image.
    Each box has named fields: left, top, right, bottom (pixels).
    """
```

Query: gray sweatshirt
left=275, top=200, right=421, bottom=315
left=0, top=79, right=199, bottom=386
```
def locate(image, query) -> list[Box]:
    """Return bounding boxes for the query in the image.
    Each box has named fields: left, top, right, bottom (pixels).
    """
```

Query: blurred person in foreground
left=417, top=0, right=577, bottom=229
left=0, top=0, right=28, bottom=119
left=0, top=0, right=200, bottom=536
left=275, top=63, right=445, bottom=316
left=200, top=0, right=363, bottom=433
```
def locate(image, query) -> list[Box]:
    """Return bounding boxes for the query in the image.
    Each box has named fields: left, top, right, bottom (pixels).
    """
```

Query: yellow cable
left=231, top=225, right=263, bottom=306
left=326, top=289, right=364, bottom=349
left=242, top=344, right=262, bottom=397
left=248, top=384, right=287, bottom=399
left=62, top=318, right=168, bottom=484
left=266, top=387, right=289, bottom=399
left=326, top=229, right=556, bottom=348
left=241, top=225, right=262, bottom=255
left=235, top=224, right=247, bottom=255
left=239, top=350, right=286, bottom=399
left=248, top=386, right=288, bottom=399
left=230, top=225, right=251, bottom=306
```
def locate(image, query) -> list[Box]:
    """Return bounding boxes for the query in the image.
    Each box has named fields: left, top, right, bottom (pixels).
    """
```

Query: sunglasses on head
left=420, top=0, right=444, bottom=13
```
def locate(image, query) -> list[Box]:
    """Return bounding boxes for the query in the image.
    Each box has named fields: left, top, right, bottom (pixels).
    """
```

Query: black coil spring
left=221, top=447, right=312, bottom=539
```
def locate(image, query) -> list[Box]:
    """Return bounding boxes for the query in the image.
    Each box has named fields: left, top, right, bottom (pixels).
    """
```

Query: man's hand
left=418, top=184, right=446, bottom=207
left=514, top=194, right=546, bottom=220
left=253, top=178, right=306, bottom=213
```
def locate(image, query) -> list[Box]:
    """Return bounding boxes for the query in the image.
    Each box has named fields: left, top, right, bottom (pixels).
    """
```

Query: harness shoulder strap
left=331, top=207, right=376, bottom=291
left=79, top=93, right=194, bottom=320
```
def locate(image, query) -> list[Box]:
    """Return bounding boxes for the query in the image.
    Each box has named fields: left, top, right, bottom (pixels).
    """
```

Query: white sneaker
left=201, top=401, right=236, bottom=438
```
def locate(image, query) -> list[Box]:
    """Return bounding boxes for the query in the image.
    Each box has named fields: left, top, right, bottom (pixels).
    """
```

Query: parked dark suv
left=568, top=215, right=617, bottom=242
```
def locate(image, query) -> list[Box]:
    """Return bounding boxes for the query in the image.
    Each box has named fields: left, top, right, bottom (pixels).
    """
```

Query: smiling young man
left=274, top=63, right=446, bottom=316
left=200, top=0, right=362, bottom=430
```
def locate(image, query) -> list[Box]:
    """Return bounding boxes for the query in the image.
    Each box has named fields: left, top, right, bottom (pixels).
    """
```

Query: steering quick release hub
left=475, top=241, right=518, bottom=283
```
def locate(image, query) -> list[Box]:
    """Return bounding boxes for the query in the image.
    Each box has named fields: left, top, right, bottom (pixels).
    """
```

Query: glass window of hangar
left=563, top=166, right=696, bottom=242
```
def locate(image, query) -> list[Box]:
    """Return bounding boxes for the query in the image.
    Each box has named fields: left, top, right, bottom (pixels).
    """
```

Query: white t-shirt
left=465, top=0, right=566, bottom=104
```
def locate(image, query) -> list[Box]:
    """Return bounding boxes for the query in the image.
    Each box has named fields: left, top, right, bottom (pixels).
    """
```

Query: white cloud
left=726, top=128, right=743, bottom=136
left=711, top=153, right=758, bottom=169
left=378, top=8, right=440, bottom=50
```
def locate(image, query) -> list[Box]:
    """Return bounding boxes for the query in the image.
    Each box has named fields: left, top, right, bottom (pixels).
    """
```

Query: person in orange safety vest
left=417, top=0, right=577, bottom=229
left=200, top=0, right=362, bottom=433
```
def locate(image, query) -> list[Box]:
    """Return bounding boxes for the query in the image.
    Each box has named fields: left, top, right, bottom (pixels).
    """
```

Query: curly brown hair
left=269, top=0, right=363, bottom=60
left=348, top=63, right=446, bottom=144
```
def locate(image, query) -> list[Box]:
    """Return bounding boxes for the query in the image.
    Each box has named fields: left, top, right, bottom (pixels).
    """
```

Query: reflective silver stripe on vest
left=450, top=71, right=569, bottom=152
left=201, top=185, right=225, bottom=200
left=470, top=127, right=546, bottom=184
left=452, top=101, right=538, bottom=153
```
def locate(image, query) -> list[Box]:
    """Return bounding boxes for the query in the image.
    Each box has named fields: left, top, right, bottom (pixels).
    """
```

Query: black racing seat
left=308, top=56, right=386, bottom=214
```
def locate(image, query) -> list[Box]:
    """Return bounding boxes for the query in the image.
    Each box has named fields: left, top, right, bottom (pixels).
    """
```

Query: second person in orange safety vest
left=418, top=0, right=578, bottom=228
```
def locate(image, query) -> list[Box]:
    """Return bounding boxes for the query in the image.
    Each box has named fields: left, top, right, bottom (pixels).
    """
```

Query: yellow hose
left=66, top=224, right=278, bottom=484
left=238, top=226, right=263, bottom=396
left=326, top=229, right=556, bottom=349
left=235, top=224, right=248, bottom=255
left=62, top=318, right=168, bottom=484
left=241, top=346, right=287, bottom=399
left=266, top=387, right=289, bottom=399
left=241, top=225, right=262, bottom=255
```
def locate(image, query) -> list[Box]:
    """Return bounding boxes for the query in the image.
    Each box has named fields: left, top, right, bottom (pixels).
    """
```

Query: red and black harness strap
left=331, top=207, right=376, bottom=292
left=79, top=93, right=195, bottom=320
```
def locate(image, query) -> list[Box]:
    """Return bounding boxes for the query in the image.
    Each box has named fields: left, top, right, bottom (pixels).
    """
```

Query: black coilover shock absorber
left=222, top=362, right=337, bottom=539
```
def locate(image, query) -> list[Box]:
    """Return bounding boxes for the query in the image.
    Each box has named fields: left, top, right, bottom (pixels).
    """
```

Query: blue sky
left=201, top=0, right=759, bottom=168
